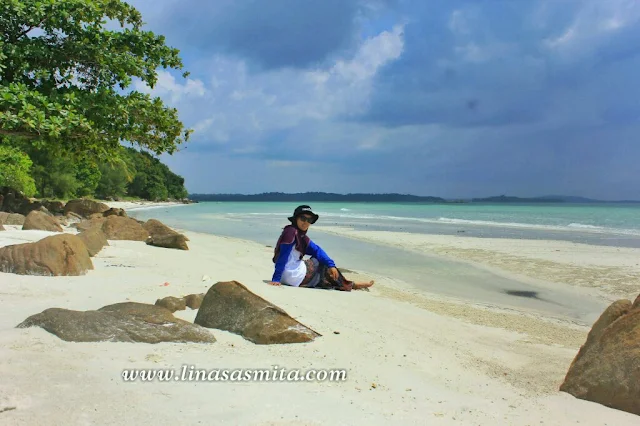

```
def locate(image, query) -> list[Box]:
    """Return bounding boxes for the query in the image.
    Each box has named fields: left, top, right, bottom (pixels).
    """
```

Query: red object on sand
left=161, top=282, right=170, bottom=286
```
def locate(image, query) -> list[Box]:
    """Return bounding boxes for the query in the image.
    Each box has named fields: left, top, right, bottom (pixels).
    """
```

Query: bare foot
left=353, top=280, right=374, bottom=290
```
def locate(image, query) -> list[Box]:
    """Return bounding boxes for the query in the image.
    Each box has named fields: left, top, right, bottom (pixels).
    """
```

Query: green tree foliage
left=95, top=159, right=131, bottom=199
left=0, top=0, right=191, bottom=158
left=16, top=144, right=89, bottom=199
left=116, top=147, right=187, bottom=201
left=9, top=144, right=189, bottom=201
left=0, top=145, right=37, bottom=196
left=74, top=158, right=101, bottom=196
left=48, top=169, right=80, bottom=199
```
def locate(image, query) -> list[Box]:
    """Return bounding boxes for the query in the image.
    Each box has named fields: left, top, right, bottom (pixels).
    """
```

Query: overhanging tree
left=0, top=0, right=191, bottom=158
left=0, top=145, right=37, bottom=196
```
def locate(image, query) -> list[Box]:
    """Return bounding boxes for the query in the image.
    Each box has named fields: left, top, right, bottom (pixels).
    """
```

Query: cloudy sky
left=127, top=0, right=640, bottom=200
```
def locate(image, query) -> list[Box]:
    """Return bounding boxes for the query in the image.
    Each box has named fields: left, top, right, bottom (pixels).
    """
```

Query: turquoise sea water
left=130, top=201, right=640, bottom=247
left=127, top=202, right=640, bottom=322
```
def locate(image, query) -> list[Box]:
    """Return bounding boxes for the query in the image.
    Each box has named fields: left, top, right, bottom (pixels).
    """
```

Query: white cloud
left=191, top=114, right=230, bottom=143
left=134, top=71, right=207, bottom=103
left=332, top=25, right=404, bottom=82
left=543, top=0, right=640, bottom=52
left=168, top=25, right=404, bottom=153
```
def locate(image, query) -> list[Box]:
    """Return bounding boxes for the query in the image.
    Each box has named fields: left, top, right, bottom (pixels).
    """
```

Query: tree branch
left=15, top=16, right=49, bottom=41
left=0, top=129, right=38, bottom=138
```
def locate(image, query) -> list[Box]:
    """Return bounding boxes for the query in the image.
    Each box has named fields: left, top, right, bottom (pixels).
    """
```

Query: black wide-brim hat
left=288, top=205, right=319, bottom=224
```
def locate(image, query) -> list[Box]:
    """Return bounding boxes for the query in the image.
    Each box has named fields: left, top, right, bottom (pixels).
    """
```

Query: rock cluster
left=0, top=191, right=190, bottom=275
left=18, top=282, right=319, bottom=346
left=4, top=188, right=317, bottom=348
left=155, top=293, right=205, bottom=312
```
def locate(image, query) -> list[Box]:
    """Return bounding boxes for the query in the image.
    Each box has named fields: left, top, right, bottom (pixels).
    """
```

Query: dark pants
left=299, top=258, right=353, bottom=291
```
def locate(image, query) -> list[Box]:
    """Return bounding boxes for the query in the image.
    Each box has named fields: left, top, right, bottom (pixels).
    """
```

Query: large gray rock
left=17, top=302, right=216, bottom=344
left=0, top=212, right=26, bottom=226
left=0, top=187, right=45, bottom=215
left=560, top=298, right=640, bottom=416
left=22, top=210, right=63, bottom=232
left=65, top=211, right=83, bottom=220
left=146, top=233, right=189, bottom=250
left=194, top=281, right=321, bottom=345
left=143, top=219, right=185, bottom=239
left=0, top=222, right=4, bottom=231
left=0, top=187, right=26, bottom=213
left=0, top=234, right=93, bottom=276
left=101, top=216, right=149, bottom=241
left=144, top=219, right=189, bottom=250
left=63, top=199, right=109, bottom=218
left=43, top=200, right=65, bottom=215
left=103, top=207, right=127, bottom=218
left=77, top=227, right=109, bottom=257
left=74, top=217, right=106, bottom=232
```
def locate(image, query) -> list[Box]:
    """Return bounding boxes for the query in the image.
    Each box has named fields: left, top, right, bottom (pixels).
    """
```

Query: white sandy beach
left=106, top=200, right=187, bottom=211
left=1, top=207, right=639, bottom=425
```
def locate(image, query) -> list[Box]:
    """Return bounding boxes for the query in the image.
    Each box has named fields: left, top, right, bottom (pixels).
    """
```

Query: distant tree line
left=471, top=195, right=564, bottom=203
left=190, top=193, right=636, bottom=204
left=0, top=144, right=188, bottom=201
left=189, top=192, right=448, bottom=202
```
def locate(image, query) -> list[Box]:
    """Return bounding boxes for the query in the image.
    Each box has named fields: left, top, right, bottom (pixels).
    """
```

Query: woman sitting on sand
left=269, top=205, right=374, bottom=291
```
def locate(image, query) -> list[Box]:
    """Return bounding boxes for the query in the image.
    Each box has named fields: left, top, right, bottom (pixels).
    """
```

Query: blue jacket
left=272, top=240, right=335, bottom=282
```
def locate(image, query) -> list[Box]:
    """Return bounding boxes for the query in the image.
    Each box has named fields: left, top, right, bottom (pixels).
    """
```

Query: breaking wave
left=222, top=212, right=640, bottom=236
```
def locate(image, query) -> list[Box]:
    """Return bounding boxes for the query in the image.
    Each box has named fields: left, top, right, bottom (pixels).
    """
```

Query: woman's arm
left=306, top=240, right=336, bottom=268
left=272, top=242, right=294, bottom=283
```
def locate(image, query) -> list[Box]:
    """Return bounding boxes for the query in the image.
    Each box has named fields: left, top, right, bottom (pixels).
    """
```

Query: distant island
left=471, top=195, right=564, bottom=203
left=189, top=192, right=448, bottom=202
left=188, top=192, right=640, bottom=203
left=472, top=195, right=640, bottom=204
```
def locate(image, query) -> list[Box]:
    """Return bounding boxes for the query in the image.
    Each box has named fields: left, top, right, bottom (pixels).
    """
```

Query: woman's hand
left=328, top=267, right=339, bottom=281
left=268, top=281, right=282, bottom=286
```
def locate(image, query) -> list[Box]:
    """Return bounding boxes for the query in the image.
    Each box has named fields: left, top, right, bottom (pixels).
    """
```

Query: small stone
left=184, top=293, right=205, bottom=310
left=155, top=296, right=186, bottom=313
